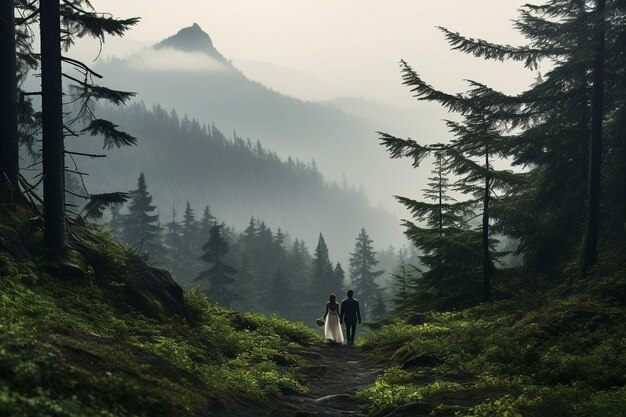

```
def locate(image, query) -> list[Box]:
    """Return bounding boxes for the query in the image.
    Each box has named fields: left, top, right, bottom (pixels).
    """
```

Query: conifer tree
left=195, top=224, right=238, bottom=307
left=289, top=238, right=312, bottom=301
left=429, top=0, right=625, bottom=275
left=163, top=206, right=183, bottom=276
left=446, top=114, right=517, bottom=301
left=0, top=0, right=19, bottom=203
left=40, top=0, right=66, bottom=249
left=372, top=292, right=387, bottom=320
left=177, top=201, right=199, bottom=280
left=391, top=261, right=420, bottom=314
left=181, top=202, right=198, bottom=251
left=123, top=173, right=162, bottom=256
left=381, top=71, right=519, bottom=303
left=241, top=217, right=257, bottom=248
left=333, top=262, right=345, bottom=292
left=108, top=206, right=125, bottom=242
left=581, top=0, right=607, bottom=274
left=266, top=268, right=291, bottom=318
left=32, top=1, right=139, bottom=249
left=349, top=228, right=383, bottom=311
left=311, top=233, right=336, bottom=300
left=234, top=217, right=259, bottom=310
left=274, top=228, right=287, bottom=263
left=198, top=205, right=216, bottom=237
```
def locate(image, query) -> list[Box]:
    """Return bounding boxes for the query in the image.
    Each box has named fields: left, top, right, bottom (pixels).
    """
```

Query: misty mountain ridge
left=94, top=24, right=420, bottom=214
left=154, top=23, right=227, bottom=63
left=67, top=102, right=402, bottom=263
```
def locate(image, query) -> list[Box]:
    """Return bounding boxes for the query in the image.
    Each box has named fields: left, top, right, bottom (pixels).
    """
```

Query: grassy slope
left=0, top=206, right=320, bottom=417
left=358, top=254, right=626, bottom=417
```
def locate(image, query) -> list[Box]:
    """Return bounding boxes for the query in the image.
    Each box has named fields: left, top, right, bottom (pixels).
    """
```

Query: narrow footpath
left=275, top=343, right=383, bottom=417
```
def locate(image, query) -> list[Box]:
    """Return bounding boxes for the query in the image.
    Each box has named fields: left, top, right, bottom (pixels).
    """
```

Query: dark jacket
left=340, top=297, right=361, bottom=324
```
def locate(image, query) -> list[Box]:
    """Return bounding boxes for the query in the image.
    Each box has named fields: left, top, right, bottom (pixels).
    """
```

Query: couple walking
left=322, top=290, right=362, bottom=345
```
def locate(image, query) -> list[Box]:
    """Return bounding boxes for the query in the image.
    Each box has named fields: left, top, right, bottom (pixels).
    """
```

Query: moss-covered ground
left=2, top=205, right=625, bottom=417
left=357, top=256, right=626, bottom=417
left=0, top=206, right=320, bottom=417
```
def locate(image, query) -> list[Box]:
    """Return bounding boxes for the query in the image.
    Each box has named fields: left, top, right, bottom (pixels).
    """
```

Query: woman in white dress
left=323, top=294, right=345, bottom=344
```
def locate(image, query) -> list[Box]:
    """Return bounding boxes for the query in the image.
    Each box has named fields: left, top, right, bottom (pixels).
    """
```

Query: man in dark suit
left=340, top=289, right=361, bottom=345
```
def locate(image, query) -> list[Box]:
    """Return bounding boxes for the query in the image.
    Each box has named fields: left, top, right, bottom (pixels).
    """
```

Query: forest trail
left=275, top=343, right=382, bottom=417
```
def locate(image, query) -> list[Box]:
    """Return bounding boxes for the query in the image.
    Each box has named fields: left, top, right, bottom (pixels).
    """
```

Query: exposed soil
left=268, top=343, right=383, bottom=417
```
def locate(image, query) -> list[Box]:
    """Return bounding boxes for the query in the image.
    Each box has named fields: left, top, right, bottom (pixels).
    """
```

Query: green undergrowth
left=358, top=258, right=626, bottom=417
left=0, top=209, right=320, bottom=417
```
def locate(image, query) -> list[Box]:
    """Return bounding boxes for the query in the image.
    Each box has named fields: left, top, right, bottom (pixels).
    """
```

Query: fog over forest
left=3, top=1, right=626, bottom=416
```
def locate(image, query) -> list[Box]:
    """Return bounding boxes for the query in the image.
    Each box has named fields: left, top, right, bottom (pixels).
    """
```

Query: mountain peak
left=154, top=23, right=225, bottom=61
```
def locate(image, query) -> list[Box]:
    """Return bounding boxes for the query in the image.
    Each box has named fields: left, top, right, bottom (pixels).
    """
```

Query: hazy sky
left=72, top=1, right=543, bottom=219
left=84, top=0, right=538, bottom=107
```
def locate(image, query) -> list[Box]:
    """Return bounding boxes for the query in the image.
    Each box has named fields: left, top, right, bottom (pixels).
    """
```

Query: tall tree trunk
left=40, top=0, right=67, bottom=251
left=438, top=159, right=443, bottom=236
left=0, top=0, right=19, bottom=203
left=581, top=0, right=606, bottom=275
left=482, top=147, right=492, bottom=302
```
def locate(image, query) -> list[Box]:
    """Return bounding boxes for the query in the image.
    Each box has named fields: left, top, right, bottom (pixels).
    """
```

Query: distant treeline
left=106, top=172, right=398, bottom=324
left=66, top=101, right=401, bottom=260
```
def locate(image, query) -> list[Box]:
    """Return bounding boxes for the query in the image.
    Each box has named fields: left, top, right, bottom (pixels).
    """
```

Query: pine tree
left=109, top=206, right=126, bottom=242
left=372, top=292, right=387, bottom=320
left=177, top=201, right=199, bottom=281
left=198, top=206, right=216, bottom=237
left=266, top=268, right=292, bottom=318
left=274, top=228, right=287, bottom=263
left=430, top=0, right=625, bottom=275
left=195, top=224, right=238, bottom=307
left=163, top=205, right=183, bottom=276
left=581, top=0, right=607, bottom=274
left=333, top=262, right=345, bottom=292
left=311, top=233, right=336, bottom=300
left=36, top=1, right=138, bottom=250
left=288, top=238, right=312, bottom=300
left=255, top=222, right=276, bottom=301
left=40, top=0, right=66, bottom=249
left=181, top=202, right=198, bottom=251
left=391, top=260, right=418, bottom=314
left=446, top=114, right=517, bottom=301
left=123, top=173, right=162, bottom=257
left=234, top=217, right=259, bottom=310
left=0, top=0, right=19, bottom=203
left=349, top=228, right=383, bottom=311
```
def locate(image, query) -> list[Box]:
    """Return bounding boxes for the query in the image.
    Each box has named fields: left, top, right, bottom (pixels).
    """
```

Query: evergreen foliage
left=266, top=268, right=292, bottom=318
left=380, top=0, right=626, bottom=310
left=69, top=101, right=400, bottom=259
left=105, top=193, right=347, bottom=325
left=333, top=262, right=345, bottom=291
left=38, top=1, right=138, bottom=250
left=349, top=228, right=384, bottom=313
left=122, top=173, right=163, bottom=257
left=371, top=292, right=388, bottom=320
left=195, top=224, right=238, bottom=307
left=0, top=209, right=319, bottom=417
left=311, top=234, right=339, bottom=302
left=163, top=205, right=183, bottom=273
left=9, top=1, right=138, bottom=250
left=416, top=0, right=626, bottom=277
left=391, top=260, right=421, bottom=314
left=0, top=0, right=19, bottom=203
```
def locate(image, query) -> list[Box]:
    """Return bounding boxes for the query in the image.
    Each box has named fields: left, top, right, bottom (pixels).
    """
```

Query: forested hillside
left=2, top=1, right=625, bottom=417
left=92, top=23, right=420, bottom=208
left=65, top=101, right=402, bottom=260
left=356, top=0, right=626, bottom=415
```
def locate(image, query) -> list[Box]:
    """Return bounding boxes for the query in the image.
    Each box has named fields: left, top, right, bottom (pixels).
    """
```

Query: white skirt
left=324, top=311, right=345, bottom=343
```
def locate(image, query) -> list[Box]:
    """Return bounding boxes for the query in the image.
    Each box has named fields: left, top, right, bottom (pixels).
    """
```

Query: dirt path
left=275, top=343, right=383, bottom=417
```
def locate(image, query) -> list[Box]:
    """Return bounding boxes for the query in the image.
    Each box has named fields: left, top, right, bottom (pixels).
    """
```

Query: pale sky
left=71, top=0, right=542, bottom=218
left=84, top=0, right=537, bottom=108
